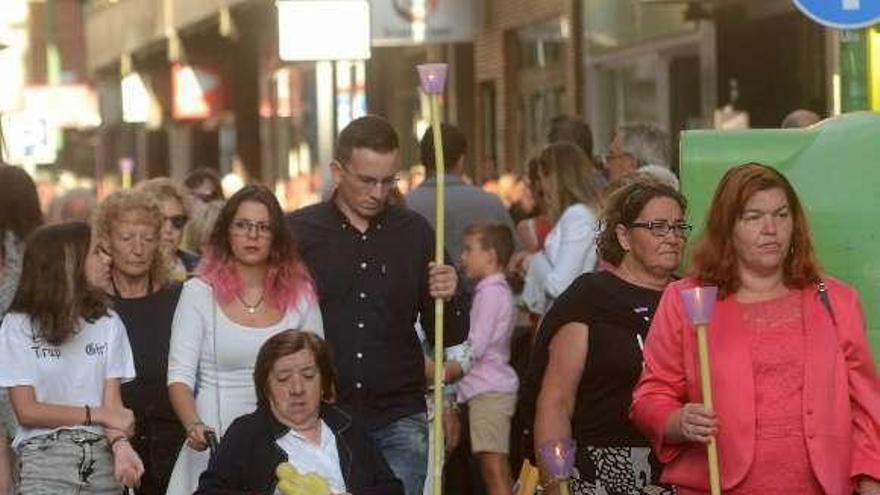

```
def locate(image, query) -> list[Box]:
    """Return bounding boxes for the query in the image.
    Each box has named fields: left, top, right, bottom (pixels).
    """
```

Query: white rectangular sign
left=1, top=112, right=59, bottom=166
left=277, top=1, right=371, bottom=61
left=370, top=0, right=478, bottom=46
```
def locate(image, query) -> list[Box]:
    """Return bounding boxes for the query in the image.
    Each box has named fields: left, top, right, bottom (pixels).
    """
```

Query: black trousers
left=130, top=418, right=185, bottom=495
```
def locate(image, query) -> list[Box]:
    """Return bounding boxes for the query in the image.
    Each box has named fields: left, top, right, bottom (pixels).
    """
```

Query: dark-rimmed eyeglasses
left=230, top=219, right=272, bottom=237
left=338, top=162, right=400, bottom=192
left=629, top=221, right=693, bottom=238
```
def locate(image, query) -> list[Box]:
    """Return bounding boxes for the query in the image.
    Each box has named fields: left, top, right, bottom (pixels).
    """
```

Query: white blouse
left=275, top=420, right=347, bottom=494
left=167, top=278, right=324, bottom=431
left=165, top=277, right=324, bottom=495
left=522, top=203, right=599, bottom=314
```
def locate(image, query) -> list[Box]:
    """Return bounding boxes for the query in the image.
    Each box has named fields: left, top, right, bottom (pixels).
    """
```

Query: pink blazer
left=631, top=277, right=880, bottom=494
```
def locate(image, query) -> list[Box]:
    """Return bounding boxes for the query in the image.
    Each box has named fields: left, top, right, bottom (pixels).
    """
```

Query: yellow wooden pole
left=430, top=94, right=446, bottom=495
left=696, top=324, right=721, bottom=495
left=559, top=481, right=571, bottom=495
left=418, top=62, right=449, bottom=495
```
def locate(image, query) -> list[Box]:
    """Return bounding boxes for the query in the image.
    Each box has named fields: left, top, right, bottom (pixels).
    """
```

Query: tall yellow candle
left=418, top=63, right=449, bottom=495
left=680, top=286, right=721, bottom=495
left=696, top=323, right=721, bottom=495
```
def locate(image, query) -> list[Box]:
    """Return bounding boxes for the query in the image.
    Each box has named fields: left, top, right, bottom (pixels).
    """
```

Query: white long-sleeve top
left=165, top=278, right=324, bottom=495
left=522, top=203, right=598, bottom=314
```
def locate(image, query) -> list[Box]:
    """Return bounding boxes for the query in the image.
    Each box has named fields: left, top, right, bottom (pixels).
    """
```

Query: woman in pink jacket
left=631, top=163, right=880, bottom=495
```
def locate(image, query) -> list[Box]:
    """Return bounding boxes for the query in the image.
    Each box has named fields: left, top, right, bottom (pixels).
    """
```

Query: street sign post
left=793, top=0, right=880, bottom=29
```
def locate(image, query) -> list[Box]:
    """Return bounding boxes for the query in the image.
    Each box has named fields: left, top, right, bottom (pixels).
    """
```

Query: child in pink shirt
left=459, top=224, right=519, bottom=495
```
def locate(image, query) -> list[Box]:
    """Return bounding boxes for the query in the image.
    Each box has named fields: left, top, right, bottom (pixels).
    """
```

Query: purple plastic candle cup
left=680, top=286, right=718, bottom=326
left=417, top=63, right=449, bottom=95
left=539, top=438, right=576, bottom=480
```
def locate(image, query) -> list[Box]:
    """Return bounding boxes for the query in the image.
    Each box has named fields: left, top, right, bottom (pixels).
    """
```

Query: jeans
left=370, top=413, right=428, bottom=495
left=17, top=429, right=118, bottom=495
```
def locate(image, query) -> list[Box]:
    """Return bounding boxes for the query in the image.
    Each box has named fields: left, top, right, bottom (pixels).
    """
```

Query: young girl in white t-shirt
left=0, top=222, right=144, bottom=494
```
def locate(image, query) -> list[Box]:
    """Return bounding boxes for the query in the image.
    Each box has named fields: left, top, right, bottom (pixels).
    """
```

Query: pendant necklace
left=237, top=291, right=264, bottom=314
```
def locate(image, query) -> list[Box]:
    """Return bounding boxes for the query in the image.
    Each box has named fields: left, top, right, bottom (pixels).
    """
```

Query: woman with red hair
left=631, top=163, right=880, bottom=494
left=165, top=185, right=323, bottom=495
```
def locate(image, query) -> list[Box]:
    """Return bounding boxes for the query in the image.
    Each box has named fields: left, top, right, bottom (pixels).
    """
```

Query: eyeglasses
left=339, top=162, right=400, bottom=192
left=630, top=221, right=693, bottom=238
left=166, top=215, right=189, bottom=230
left=230, top=219, right=273, bottom=237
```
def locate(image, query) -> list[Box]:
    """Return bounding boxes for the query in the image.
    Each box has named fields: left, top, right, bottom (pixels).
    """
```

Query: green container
left=680, top=111, right=880, bottom=355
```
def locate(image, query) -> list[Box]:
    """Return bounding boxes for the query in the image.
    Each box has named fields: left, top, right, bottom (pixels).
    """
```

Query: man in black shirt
left=287, top=115, right=469, bottom=495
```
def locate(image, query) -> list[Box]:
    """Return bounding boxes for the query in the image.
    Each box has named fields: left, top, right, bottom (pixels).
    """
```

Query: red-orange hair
left=690, top=162, right=821, bottom=297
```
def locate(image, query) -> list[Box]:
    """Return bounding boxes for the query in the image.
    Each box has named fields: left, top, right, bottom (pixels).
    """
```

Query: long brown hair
left=197, top=185, right=313, bottom=310
left=690, top=162, right=820, bottom=296
left=536, top=142, right=602, bottom=222
left=9, top=222, right=109, bottom=345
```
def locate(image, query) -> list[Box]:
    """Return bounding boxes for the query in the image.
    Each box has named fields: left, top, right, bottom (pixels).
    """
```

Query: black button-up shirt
left=287, top=201, right=469, bottom=429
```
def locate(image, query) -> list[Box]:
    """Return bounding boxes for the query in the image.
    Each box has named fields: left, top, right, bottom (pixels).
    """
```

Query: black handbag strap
left=817, top=280, right=837, bottom=327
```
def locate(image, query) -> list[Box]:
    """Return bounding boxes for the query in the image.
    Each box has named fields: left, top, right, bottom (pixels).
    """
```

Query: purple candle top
left=539, top=438, right=576, bottom=480
left=679, top=286, right=718, bottom=326
left=417, top=63, right=448, bottom=95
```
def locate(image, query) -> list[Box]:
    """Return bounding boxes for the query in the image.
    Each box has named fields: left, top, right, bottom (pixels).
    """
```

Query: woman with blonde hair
left=93, top=189, right=186, bottom=494
left=136, top=178, right=199, bottom=280
left=183, top=200, right=224, bottom=256
left=516, top=142, right=603, bottom=314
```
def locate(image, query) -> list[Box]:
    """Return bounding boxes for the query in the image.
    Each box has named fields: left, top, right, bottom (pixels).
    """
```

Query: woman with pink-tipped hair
left=165, top=185, right=323, bottom=495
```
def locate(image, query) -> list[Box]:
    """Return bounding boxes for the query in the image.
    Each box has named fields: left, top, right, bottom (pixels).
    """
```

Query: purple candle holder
left=539, top=438, right=576, bottom=481
left=680, top=286, right=718, bottom=326
left=417, top=63, right=449, bottom=95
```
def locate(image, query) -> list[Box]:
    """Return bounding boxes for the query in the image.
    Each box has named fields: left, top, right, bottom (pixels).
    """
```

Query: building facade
left=82, top=0, right=870, bottom=187
left=474, top=0, right=582, bottom=177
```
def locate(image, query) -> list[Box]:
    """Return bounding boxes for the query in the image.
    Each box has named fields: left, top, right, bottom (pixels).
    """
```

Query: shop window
left=516, top=18, right=568, bottom=165
left=583, top=0, right=696, bottom=54
left=518, top=19, right=567, bottom=70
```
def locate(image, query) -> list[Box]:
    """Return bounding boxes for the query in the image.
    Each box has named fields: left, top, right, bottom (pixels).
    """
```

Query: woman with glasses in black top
left=521, top=176, right=690, bottom=494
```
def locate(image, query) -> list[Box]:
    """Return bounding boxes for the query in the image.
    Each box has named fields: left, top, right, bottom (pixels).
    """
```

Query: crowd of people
left=0, top=111, right=879, bottom=495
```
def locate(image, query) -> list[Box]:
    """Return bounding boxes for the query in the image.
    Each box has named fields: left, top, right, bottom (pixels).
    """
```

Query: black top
left=521, top=271, right=662, bottom=450
left=195, top=403, right=404, bottom=495
left=113, top=283, right=183, bottom=423
left=287, top=201, right=469, bottom=429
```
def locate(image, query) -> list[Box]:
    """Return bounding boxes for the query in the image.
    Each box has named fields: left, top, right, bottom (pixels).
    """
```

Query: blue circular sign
left=793, top=0, right=880, bottom=29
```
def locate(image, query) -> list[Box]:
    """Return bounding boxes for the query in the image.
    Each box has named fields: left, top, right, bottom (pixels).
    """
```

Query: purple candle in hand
left=679, top=285, right=723, bottom=495
left=539, top=438, right=576, bottom=480
left=417, top=63, right=448, bottom=95
left=680, top=286, right=718, bottom=325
